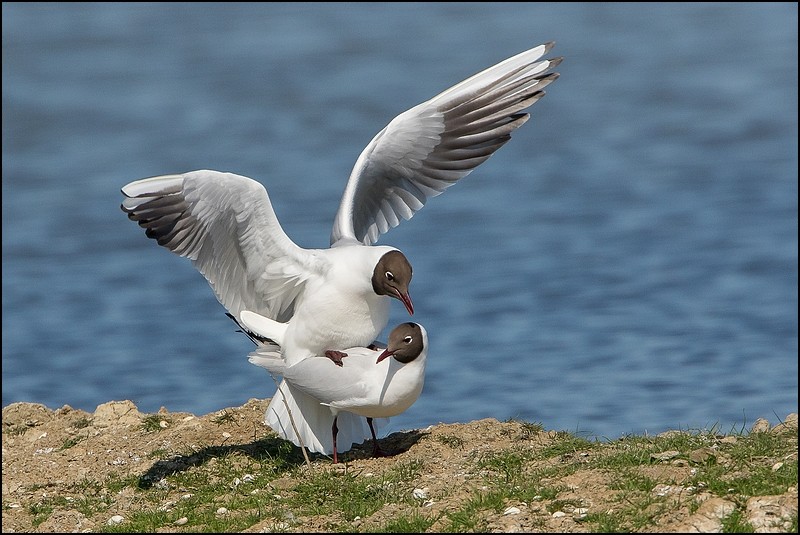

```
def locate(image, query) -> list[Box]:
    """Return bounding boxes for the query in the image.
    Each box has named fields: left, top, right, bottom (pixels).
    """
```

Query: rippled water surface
left=3, top=3, right=797, bottom=439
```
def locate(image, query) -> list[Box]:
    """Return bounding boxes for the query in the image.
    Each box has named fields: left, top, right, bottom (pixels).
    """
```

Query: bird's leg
left=332, top=416, right=339, bottom=464
left=367, top=417, right=388, bottom=457
left=324, top=350, right=348, bottom=367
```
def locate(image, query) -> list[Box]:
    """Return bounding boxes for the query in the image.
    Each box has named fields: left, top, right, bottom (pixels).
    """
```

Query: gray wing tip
left=542, top=41, right=556, bottom=54
left=547, top=57, right=564, bottom=70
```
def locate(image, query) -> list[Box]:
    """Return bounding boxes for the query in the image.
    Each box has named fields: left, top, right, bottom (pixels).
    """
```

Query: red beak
left=376, top=348, right=394, bottom=364
left=395, top=289, right=414, bottom=316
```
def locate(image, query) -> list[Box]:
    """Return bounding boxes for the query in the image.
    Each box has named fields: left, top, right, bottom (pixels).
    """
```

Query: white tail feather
left=265, top=379, right=387, bottom=455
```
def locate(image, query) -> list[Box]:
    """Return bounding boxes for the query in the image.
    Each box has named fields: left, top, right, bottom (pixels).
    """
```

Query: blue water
left=3, top=3, right=797, bottom=440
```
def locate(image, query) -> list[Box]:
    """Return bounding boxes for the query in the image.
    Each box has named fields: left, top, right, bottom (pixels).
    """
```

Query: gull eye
left=385, top=271, right=394, bottom=281
left=403, top=336, right=413, bottom=344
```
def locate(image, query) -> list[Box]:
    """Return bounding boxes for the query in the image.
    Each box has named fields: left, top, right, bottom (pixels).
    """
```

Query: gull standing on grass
left=242, top=310, right=428, bottom=463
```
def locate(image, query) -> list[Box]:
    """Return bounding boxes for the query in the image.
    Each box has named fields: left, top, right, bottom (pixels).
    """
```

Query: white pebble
left=174, top=517, right=188, bottom=525
left=552, top=511, right=566, bottom=518
left=216, top=507, right=228, bottom=515
left=107, top=515, right=124, bottom=525
left=772, top=462, right=784, bottom=471
left=412, top=487, right=429, bottom=499
left=222, top=432, right=232, bottom=439
left=503, top=506, right=521, bottom=515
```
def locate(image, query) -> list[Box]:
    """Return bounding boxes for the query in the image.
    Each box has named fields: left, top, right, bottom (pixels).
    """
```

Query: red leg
left=324, top=350, right=348, bottom=367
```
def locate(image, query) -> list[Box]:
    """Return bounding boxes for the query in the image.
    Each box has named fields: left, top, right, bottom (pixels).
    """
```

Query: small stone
left=107, top=515, right=124, bottom=525
left=216, top=507, right=228, bottom=515
left=689, top=447, right=717, bottom=464
left=552, top=511, right=566, bottom=518
left=651, top=450, right=680, bottom=461
left=412, top=488, right=429, bottom=499
left=772, top=462, right=784, bottom=472
left=653, top=484, right=673, bottom=496
left=174, top=517, right=188, bottom=525
left=222, top=432, right=232, bottom=439
left=503, top=506, right=521, bottom=515
left=751, top=418, right=771, bottom=433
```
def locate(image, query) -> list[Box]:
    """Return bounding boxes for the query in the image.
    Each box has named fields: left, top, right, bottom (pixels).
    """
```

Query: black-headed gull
left=243, top=310, right=427, bottom=463
left=120, top=42, right=561, bottom=362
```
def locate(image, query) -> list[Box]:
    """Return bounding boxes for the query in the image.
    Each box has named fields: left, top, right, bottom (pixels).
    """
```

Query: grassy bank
left=2, top=399, right=797, bottom=532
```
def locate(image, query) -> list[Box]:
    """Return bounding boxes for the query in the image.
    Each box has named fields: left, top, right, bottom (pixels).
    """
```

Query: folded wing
left=331, top=42, right=562, bottom=246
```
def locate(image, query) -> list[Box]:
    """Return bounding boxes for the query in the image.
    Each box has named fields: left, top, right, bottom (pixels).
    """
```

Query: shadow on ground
left=137, top=428, right=428, bottom=488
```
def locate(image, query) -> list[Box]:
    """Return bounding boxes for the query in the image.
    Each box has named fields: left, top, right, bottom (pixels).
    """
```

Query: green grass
left=18, top=418, right=790, bottom=533
left=439, top=425, right=797, bottom=534
left=140, top=414, right=167, bottom=433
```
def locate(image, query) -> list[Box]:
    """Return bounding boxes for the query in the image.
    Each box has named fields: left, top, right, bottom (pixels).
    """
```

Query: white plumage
left=120, top=43, right=560, bottom=455
left=243, top=311, right=428, bottom=462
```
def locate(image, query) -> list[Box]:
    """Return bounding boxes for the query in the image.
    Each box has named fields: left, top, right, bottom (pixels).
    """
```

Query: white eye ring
left=403, top=336, right=413, bottom=343
left=385, top=271, right=394, bottom=281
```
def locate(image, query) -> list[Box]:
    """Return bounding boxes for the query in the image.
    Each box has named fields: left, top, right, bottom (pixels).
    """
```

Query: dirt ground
left=2, top=399, right=797, bottom=533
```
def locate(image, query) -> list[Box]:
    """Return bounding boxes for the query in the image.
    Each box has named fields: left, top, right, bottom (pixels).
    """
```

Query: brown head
left=377, top=322, right=425, bottom=363
left=372, top=250, right=414, bottom=315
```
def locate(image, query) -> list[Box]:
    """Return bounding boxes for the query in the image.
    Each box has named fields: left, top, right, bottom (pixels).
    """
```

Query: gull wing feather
left=121, top=170, right=324, bottom=322
left=331, top=42, right=562, bottom=246
left=280, top=354, right=374, bottom=406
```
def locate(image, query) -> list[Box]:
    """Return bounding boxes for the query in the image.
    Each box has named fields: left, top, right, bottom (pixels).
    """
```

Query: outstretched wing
left=121, top=170, right=326, bottom=322
left=331, top=42, right=562, bottom=246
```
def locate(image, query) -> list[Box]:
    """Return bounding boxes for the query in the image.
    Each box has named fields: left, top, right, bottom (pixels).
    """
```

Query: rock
left=651, top=450, right=680, bottom=462
left=93, top=401, right=142, bottom=428
left=751, top=418, right=771, bottom=434
left=770, top=413, right=798, bottom=435
left=672, top=496, right=736, bottom=532
left=746, top=493, right=798, bottom=532
left=1, top=402, right=54, bottom=429
left=689, top=447, right=717, bottom=464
